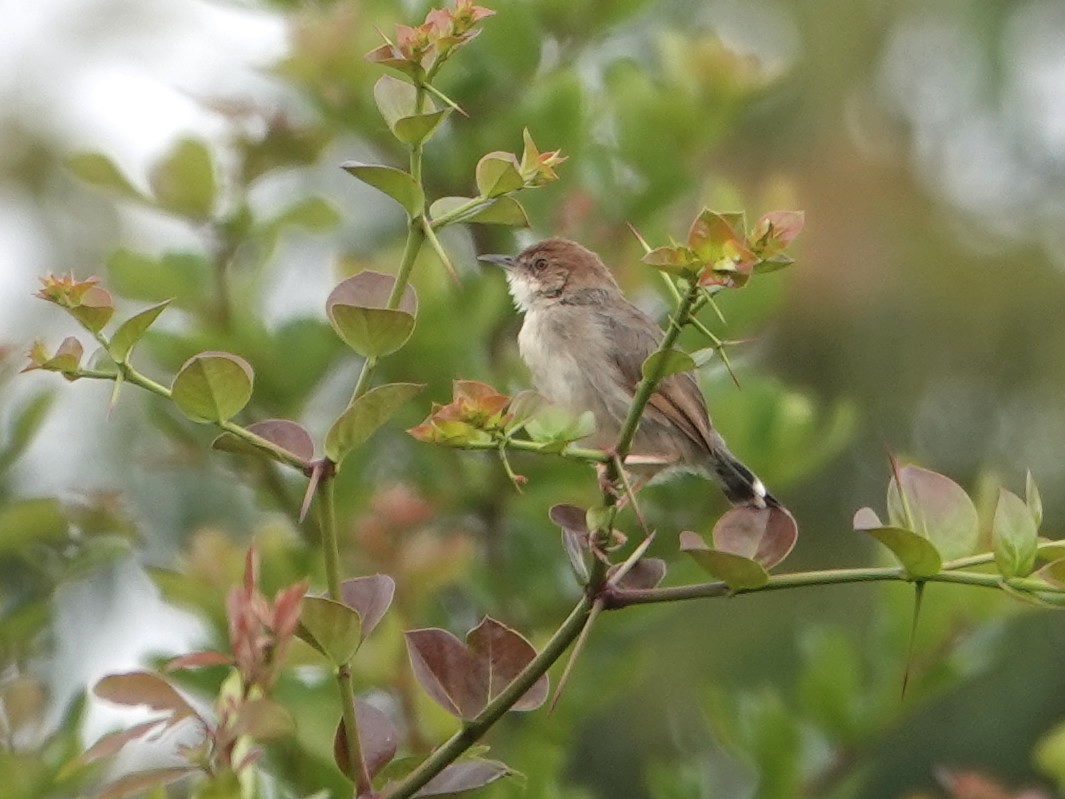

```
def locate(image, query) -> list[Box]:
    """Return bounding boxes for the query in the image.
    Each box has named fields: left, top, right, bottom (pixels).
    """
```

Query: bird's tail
left=709, top=450, right=780, bottom=509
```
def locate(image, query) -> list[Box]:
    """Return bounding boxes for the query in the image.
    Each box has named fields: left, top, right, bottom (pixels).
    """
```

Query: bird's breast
left=518, top=308, right=601, bottom=411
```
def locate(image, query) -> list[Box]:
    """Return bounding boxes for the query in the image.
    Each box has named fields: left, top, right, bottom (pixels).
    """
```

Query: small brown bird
left=481, top=238, right=777, bottom=508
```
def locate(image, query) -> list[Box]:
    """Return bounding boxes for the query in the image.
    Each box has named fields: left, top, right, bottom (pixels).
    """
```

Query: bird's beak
left=478, top=253, right=515, bottom=269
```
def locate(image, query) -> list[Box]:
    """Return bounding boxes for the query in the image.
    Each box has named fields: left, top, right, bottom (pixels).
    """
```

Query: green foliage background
left=2, top=0, right=1065, bottom=797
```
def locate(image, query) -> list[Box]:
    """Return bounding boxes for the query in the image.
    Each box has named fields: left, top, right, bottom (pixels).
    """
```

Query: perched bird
left=481, top=238, right=777, bottom=508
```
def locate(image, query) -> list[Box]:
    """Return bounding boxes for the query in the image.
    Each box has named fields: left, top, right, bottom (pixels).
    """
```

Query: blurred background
left=3, top=0, right=1065, bottom=797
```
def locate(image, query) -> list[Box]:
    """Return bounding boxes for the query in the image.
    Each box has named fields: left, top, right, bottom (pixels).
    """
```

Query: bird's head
left=480, top=238, right=619, bottom=311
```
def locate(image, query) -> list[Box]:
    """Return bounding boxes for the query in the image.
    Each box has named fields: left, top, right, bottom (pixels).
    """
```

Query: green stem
left=454, top=437, right=610, bottom=463
left=349, top=221, right=427, bottom=404
left=384, top=597, right=595, bottom=799
left=429, top=197, right=492, bottom=230
left=604, top=566, right=1065, bottom=608
left=317, top=474, right=372, bottom=795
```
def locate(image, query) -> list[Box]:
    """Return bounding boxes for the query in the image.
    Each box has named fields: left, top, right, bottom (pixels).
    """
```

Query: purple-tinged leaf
left=94, top=672, right=199, bottom=722
left=414, top=759, right=512, bottom=797
left=405, top=628, right=484, bottom=719
left=81, top=719, right=168, bottom=764
left=70, top=286, right=114, bottom=332
left=326, top=271, right=418, bottom=357
left=164, top=650, right=233, bottom=671
left=992, top=488, right=1038, bottom=579
left=852, top=507, right=883, bottom=530
left=467, top=617, right=548, bottom=712
left=886, top=465, right=978, bottom=560
left=335, top=700, right=398, bottom=781
left=549, top=504, right=590, bottom=582
left=712, top=506, right=798, bottom=570
left=212, top=418, right=315, bottom=464
left=609, top=558, right=667, bottom=590
left=340, top=575, right=396, bottom=639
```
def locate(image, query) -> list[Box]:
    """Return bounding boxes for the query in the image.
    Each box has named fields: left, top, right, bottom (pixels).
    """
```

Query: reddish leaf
left=405, top=628, right=485, bottom=719
left=414, top=759, right=511, bottom=797
left=609, top=558, right=667, bottom=590
left=340, top=575, right=396, bottom=639
left=466, top=617, right=548, bottom=712
left=712, top=506, right=798, bottom=570
left=232, top=698, right=293, bottom=740
left=886, top=465, right=978, bottom=560
left=334, top=701, right=398, bottom=781
left=164, top=650, right=233, bottom=671
left=94, top=672, right=199, bottom=722
left=247, top=419, right=314, bottom=461
left=327, top=271, right=418, bottom=323
left=405, top=618, right=547, bottom=720
left=81, top=719, right=168, bottom=763
left=549, top=504, right=588, bottom=535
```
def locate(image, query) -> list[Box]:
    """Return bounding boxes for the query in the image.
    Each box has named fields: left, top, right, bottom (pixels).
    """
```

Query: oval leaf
left=335, top=700, right=398, bottom=781
left=340, top=575, right=396, bottom=640
left=327, top=271, right=418, bottom=316
left=110, top=300, right=171, bottom=363
left=94, top=671, right=198, bottom=721
left=641, top=348, right=695, bottom=382
left=414, top=759, right=511, bottom=797
left=66, top=152, right=145, bottom=201
left=712, top=506, right=798, bottom=570
left=373, top=75, right=419, bottom=129
left=171, top=351, right=254, bottom=423
left=395, top=109, right=451, bottom=145
left=993, top=488, right=1038, bottom=579
left=341, top=162, right=424, bottom=216
left=475, top=152, right=523, bottom=198
left=679, top=530, right=769, bottom=590
left=325, top=383, right=425, bottom=464
left=297, top=596, right=362, bottom=666
left=609, top=558, right=667, bottom=590
left=429, top=196, right=529, bottom=227
left=860, top=526, right=942, bottom=578
left=70, top=286, right=115, bottom=332
left=148, top=137, right=215, bottom=219
left=1027, top=470, right=1044, bottom=529
left=213, top=419, right=314, bottom=464
left=887, top=465, right=979, bottom=560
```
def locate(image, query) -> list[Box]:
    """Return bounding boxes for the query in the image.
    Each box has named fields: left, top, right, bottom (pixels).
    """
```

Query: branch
left=384, top=596, right=595, bottom=799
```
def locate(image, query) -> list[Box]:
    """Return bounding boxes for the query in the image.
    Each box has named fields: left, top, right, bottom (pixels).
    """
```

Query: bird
left=480, top=237, right=778, bottom=509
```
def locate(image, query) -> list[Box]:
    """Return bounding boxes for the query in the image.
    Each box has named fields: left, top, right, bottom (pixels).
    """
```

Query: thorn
left=626, top=222, right=652, bottom=254
left=299, top=461, right=323, bottom=523
left=550, top=599, right=603, bottom=713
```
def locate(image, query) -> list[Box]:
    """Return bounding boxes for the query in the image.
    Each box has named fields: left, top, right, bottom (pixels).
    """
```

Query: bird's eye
left=532, top=257, right=548, bottom=271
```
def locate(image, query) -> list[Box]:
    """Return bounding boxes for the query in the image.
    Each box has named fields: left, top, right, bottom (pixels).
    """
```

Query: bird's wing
left=600, top=304, right=715, bottom=451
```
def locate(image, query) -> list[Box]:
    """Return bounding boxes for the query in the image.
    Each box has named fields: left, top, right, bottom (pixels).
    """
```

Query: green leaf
left=325, top=383, right=424, bottom=464
left=1027, top=469, right=1043, bottom=529
left=1037, top=557, right=1065, bottom=589
left=148, top=137, right=215, bottom=219
left=107, top=249, right=210, bottom=309
left=679, top=530, right=768, bottom=590
left=641, top=348, right=695, bottom=381
left=341, top=162, right=424, bottom=216
left=329, top=306, right=415, bottom=357
left=0, top=498, right=69, bottom=555
left=171, top=351, right=254, bottom=423
left=373, top=75, right=417, bottom=129
left=0, top=391, right=54, bottom=473
left=109, top=300, right=171, bottom=363
left=992, top=488, right=1038, bottom=579
left=66, top=152, right=146, bottom=202
left=687, top=209, right=746, bottom=259
left=395, top=109, right=450, bottom=145
left=429, top=196, right=530, bottom=227
left=297, top=597, right=362, bottom=666
left=641, top=246, right=699, bottom=274
left=475, top=152, right=524, bottom=198
left=524, top=406, right=595, bottom=450
left=69, top=286, right=114, bottom=332
left=861, top=526, right=942, bottom=578
left=269, top=196, right=341, bottom=231
left=886, top=465, right=979, bottom=560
